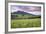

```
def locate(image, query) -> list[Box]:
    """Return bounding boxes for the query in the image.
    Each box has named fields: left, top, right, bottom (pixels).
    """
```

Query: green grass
left=11, top=18, right=41, bottom=28
left=11, top=14, right=41, bottom=19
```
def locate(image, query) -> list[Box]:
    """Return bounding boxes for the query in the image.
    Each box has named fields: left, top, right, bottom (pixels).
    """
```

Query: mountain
left=11, top=11, right=40, bottom=16
left=12, top=11, right=31, bottom=14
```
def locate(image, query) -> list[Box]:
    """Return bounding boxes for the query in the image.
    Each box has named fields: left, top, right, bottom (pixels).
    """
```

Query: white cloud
left=11, top=6, right=41, bottom=15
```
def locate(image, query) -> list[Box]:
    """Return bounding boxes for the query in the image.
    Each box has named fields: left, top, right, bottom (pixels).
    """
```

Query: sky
left=11, top=5, right=41, bottom=15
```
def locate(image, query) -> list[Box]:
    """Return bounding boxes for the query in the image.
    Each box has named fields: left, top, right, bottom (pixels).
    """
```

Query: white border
left=8, top=3, right=43, bottom=32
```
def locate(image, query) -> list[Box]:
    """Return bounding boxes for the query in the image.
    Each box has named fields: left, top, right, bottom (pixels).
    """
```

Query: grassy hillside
left=11, top=18, right=41, bottom=28
left=11, top=14, right=41, bottom=19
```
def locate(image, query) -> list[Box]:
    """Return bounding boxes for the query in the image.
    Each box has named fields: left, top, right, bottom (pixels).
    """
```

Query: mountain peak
left=11, top=11, right=41, bottom=16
